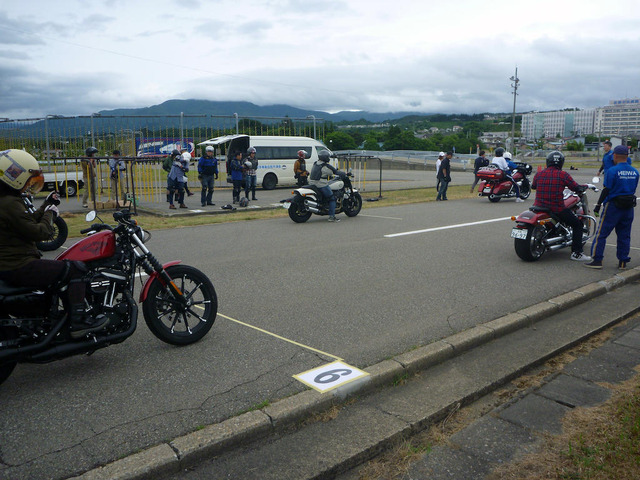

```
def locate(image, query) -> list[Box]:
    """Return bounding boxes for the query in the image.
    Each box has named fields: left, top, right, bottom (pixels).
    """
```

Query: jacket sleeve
left=6, top=198, right=55, bottom=242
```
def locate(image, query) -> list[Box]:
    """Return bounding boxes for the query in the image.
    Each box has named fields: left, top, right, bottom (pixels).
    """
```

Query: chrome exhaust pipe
left=544, top=236, right=566, bottom=246
left=308, top=206, right=320, bottom=213
left=305, top=200, right=319, bottom=208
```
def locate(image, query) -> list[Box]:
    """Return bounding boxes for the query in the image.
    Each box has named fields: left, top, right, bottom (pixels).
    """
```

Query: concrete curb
left=71, top=267, right=640, bottom=480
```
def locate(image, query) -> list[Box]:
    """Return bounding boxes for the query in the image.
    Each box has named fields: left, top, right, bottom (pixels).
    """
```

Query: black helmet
left=318, top=150, right=331, bottom=162
left=494, top=147, right=504, bottom=157
left=171, top=149, right=181, bottom=158
left=546, top=150, right=565, bottom=169
left=85, top=147, right=98, bottom=157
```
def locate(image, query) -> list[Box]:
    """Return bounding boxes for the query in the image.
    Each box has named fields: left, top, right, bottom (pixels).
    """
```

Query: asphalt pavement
left=1, top=166, right=636, bottom=480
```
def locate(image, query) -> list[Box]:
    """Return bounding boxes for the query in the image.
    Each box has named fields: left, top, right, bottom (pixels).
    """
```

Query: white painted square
left=294, top=361, right=369, bottom=393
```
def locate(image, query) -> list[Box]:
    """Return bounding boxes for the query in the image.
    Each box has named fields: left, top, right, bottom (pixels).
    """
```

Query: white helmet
left=205, top=146, right=214, bottom=153
left=438, top=152, right=445, bottom=157
left=504, top=151, right=512, bottom=160
left=0, top=149, right=44, bottom=193
left=181, top=152, right=192, bottom=162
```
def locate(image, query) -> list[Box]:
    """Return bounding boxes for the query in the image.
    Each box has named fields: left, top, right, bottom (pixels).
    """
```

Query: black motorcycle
left=0, top=209, right=217, bottom=386
left=283, top=171, right=362, bottom=223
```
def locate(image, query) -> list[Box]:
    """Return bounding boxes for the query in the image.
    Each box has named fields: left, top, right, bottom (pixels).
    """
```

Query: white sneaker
left=571, top=252, right=592, bottom=262
left=515, top=197, right=525, bottom=202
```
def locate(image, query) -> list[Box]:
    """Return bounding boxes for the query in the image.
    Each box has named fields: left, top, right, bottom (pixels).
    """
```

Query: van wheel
left=262, top=173, right=277, bottom=190
left=61, top=181, right=78, bottom=197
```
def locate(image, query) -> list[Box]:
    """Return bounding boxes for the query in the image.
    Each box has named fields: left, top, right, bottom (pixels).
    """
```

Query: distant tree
left=324, top=131, right=357, bottom=150
left=565, top=140, right=584, bottom=151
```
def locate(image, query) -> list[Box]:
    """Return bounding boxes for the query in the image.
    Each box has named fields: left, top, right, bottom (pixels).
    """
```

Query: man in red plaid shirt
left=531, top=151, right=592, bottom=262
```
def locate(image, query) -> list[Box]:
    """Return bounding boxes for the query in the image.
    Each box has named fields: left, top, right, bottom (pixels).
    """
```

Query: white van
left=197, top=135, right=334, bottom=190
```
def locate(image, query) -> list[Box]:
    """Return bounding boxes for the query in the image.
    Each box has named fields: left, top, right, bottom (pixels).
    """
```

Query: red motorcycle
left=476, top=162, right=532, bottom=202
left=0, top=210, right=217, bottom=386
left=511, top=185, right=598, bottom=261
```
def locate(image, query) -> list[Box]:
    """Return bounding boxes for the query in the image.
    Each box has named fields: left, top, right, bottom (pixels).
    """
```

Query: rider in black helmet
left=309, top=150, right=341, bottom=222
left=531, top=150, right=592, bottom=262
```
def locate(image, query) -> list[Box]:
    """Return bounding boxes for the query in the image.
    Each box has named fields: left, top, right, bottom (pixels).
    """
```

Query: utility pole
left=510, top=67, right=519, bottom=154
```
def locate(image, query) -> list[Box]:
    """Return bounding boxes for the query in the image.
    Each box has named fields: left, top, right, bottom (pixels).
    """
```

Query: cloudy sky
left=1, top=0, right=639, bottom=119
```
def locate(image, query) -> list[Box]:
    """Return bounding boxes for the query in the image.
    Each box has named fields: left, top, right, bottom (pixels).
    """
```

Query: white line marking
left=361, top=214, right=403, bottom=220
left=385, top=217, right=512, bottom=238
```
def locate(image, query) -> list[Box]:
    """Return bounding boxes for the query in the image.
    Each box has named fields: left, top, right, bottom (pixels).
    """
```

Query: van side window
left=254, top=147, right=308, bottom=160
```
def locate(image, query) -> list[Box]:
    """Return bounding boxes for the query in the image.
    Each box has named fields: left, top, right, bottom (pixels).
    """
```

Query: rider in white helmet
left=0, top=149, right=108, bottom=337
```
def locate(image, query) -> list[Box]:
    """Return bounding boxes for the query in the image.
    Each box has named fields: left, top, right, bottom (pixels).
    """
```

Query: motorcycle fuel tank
left=56, top=230, right=116, bottom=262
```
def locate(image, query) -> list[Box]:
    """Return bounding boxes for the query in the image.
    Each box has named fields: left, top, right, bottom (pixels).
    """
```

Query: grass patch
left=488, top=371, right=640, bottom=480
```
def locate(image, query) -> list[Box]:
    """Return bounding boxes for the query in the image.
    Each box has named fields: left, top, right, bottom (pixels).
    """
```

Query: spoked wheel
left=142, top=265, right=217, bottom=345
left=36, top=216, right=68, bottom=251
left=0, top=327, right=18, bottom=386
left=288, top=201, right=312, bottom=223
left=514, top=224, right=547, bottom=261
left=343, top=193, right=362, bottom=217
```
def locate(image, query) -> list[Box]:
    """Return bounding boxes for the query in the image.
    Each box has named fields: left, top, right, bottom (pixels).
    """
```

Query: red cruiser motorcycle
left=0, top=210, right=217, bottom=386
left=511, top=185, right=598, bottom=261
left=476, top=162, right=532, bottom=202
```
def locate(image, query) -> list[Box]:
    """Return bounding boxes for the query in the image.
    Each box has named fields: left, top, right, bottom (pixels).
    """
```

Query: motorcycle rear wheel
left=0, top=328, right=18, bottom=386
left=514, top=224, right=546, bottom=261
left=36, top=216, right=68, bottom=251
left=142, top=265, right=217, bottom=346
left=488, top=194, right=501, bottom=203
left=343, top=193, right=362, bottom=217
left=288, top=201, right=312, bottom=223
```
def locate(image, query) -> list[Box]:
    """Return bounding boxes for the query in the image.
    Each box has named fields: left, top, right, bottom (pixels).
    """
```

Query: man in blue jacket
left=198, top=146, right=218, bottom=207
left=586, top=145, right=639, bottom=269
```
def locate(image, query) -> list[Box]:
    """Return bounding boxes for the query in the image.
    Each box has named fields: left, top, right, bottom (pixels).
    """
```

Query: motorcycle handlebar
left=80, top=223, right=113, bottom=234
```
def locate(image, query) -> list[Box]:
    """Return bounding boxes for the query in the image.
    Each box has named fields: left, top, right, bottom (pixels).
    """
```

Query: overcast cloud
left=1, top=0, right=639, bottom=119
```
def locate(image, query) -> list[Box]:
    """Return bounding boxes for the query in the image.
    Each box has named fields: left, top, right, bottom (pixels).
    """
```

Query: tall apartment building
left=521, top=99, right=640, bottom=140
left=521, top=109, right=596, bottom=140
left=595, top=99, right=640, bottom=136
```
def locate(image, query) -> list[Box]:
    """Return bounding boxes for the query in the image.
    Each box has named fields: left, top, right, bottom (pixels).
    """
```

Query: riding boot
left=69, top=304, right=109, bottom=339
left=251, top=188, right=257, bottom=200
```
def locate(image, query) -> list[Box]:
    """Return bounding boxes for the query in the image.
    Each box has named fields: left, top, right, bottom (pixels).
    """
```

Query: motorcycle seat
left=530, top=206, right=551, bottom=213
left=0, top=279, right=36, bottom=296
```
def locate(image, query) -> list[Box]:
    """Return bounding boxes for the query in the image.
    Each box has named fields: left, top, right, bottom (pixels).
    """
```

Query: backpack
left=162, top=156, right=172, bottom=173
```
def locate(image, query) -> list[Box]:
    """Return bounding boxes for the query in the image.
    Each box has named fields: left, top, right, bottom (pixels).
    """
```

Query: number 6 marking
left=314, top=368, right=352, bottom=384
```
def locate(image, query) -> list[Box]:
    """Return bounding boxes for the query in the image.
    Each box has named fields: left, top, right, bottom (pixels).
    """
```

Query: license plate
left=282, top=202, right=291, bottom=209
left=483, top=187, right=492, bottom=193
left=510, top=228, right=528, bottom=239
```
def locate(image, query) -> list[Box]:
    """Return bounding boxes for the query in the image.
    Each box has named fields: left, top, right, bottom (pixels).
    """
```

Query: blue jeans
left=319, top=185, right=336, bottom=217
left=245, top=175, right=257, bottom=198
left=437, top=180, right=449, bottom=200
left=200, top=174, right=214, bottom=204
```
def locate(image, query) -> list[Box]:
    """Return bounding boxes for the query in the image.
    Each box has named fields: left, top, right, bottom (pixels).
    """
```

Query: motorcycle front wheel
left=343, top=193, right=362, bottom=217
left=142, top=265, right=217, bottom=346
left=519, top=181, right=531, bottom=200
left=36, top=216, right=68, bottom=251
left=288, top=201, right=312, bottom=223
left=514, top=224, right=546, bottom=261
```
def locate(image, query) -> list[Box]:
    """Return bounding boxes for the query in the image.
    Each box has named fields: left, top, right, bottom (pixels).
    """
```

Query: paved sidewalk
left=402, top=314, right=640, bottom=479
left=69, top=272, right=640, bottom=480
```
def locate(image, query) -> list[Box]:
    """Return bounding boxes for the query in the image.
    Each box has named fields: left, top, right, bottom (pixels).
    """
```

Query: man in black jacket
left=470, top=150, right=488, bottom=192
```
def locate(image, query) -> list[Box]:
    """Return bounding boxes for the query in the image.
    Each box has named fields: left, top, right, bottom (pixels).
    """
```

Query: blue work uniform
left=590, top=163, right=639, bottom=262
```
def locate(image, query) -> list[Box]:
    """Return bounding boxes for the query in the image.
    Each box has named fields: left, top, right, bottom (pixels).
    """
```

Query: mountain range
left=98, top=99, right=417, bottom=123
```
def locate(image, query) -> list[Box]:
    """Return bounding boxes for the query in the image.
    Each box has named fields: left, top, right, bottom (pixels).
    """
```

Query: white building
left=521, top=109, right=596, bottom=140
left=521, top=98, right=640, bottom=140
left=595, top=99, right=640, bottom=136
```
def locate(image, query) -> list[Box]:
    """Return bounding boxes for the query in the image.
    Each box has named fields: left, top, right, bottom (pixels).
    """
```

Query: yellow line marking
left=217, top=313, right=343, bottom=361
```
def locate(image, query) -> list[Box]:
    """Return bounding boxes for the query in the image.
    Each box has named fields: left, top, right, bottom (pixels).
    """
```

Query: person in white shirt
left=435, top=152, right=444, bottom=190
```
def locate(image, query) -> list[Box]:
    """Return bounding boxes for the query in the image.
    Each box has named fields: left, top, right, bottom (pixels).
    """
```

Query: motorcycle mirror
left=85, top=211, right=97, bottom=222
left=591, top=176, right=600, bottom=184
